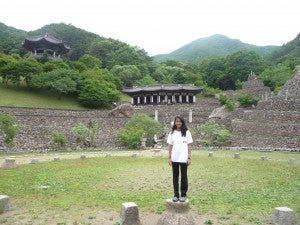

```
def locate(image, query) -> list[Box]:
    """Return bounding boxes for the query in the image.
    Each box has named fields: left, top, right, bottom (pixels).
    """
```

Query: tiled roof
left=123, top=84, right=202, bottom=95
left=22, top=34, right=70, bottom=54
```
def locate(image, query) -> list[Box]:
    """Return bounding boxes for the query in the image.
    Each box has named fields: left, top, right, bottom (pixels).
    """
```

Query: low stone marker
left=30, top=158, right=39, bottom=164
left=80, top=154, right=86, bottom=159
left=208, top=152, right=214, bottom=157
left=120, top=202, right=141, bottom=225
left=1, top=158, right=16, bottom=169
left=234, top=153, right=240, bottom=159
left=272, top=207, right=298, bottom=225
left=289, top=158, right=297, bottom=165
left=152, top=149, right=162, bottom=157
left=54, top=157, right=60, bottom=161
left=0, top=195, right=9, bottom=214
left=260, top=156, right=268, bottom=161
left=157, top=199, right=195, bottom=225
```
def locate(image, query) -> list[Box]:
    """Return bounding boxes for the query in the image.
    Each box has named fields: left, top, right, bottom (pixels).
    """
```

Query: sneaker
left=179, top=196, right=187, bottom=202
left=172, top=196, right=179, bottom=202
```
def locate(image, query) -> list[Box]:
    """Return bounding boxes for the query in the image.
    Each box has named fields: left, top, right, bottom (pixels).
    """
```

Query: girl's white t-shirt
left=167, top=130, right=193, bottom=163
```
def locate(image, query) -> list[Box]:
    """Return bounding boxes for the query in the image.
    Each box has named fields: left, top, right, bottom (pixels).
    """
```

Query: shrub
left=218, top=94, right=235, bottom=111
left=72, top=123, right=88, bottom=145
left=118, top=114, right=161, bottom=149
left=51, top=131, right=67, bottom=149
left=237, top=93, right=259, bottom=107
left=0, top=113, right=19, bottom=146
left=199, top=120, right=232, bottom=146
left=225, top=98, right=235, bottom=111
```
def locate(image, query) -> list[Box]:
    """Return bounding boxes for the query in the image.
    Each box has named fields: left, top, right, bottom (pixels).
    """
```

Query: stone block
left=272, top=207, right=298, bottom=225
left=208, top=152, right=214, bottom=157
left=289, top=158, right=297, bottom=165
left=234, top=153, right=240, bottom=159
left=120, top=202, right=141, bottom=225
left=1, top=158, right=16, bottom=169
left=80, top=154, right=86, bottom=159
left=30, top=158, right=39, bottom=164
left=260, top=156, right=268, bottom=161
left=0, top=195, right=9, bottom=214
left=157, top=199, right=195, bottom=225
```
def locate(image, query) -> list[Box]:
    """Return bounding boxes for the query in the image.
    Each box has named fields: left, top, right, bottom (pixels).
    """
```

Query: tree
left=29, top=69, right=81, bottom=95
left=0, top=113, right=19, bottom=146
left=110, top=65, right=142, bottom=87
left=118, top=114, right=161, bottom=149
left=78, top=54, right=102, bottom=69
left=224, top=50, right=266, bottom=89
left=200, top=120, right=231, bottom=146
left=78, top=79, right=121, bottom=108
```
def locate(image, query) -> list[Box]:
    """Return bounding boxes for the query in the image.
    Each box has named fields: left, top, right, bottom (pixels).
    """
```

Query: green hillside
left=154, top=34, right=279, bottom=63
left=0, top=84, right=87, bottom=109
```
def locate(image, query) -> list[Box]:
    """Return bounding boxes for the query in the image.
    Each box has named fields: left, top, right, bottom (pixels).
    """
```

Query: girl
left=167, top=116, right=193, bottom=202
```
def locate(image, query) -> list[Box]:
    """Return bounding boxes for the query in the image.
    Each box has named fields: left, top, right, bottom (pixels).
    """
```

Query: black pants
left=172, top=162, right=188, bottom=197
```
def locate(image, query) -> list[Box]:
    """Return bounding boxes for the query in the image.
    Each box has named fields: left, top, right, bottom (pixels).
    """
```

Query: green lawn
left=0, top=150, right=299, bottom=224
left=0, top=84, right=130, bottom=109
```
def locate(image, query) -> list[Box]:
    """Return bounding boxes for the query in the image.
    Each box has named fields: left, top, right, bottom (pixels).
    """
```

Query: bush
left=225, top=98, right=235, bottom=111
left=237, top=93, right=259, bottom=107
left=200, top=120, right=232, bottom=147
left=0, top=113, right=19, bottom=146
left=118, top=114, right=161, bottom=149
left=51, top=131, right=67, bottom=149
left=218, top=94, right=234, bottom=111
left=72, top=123, right=88, bottom=145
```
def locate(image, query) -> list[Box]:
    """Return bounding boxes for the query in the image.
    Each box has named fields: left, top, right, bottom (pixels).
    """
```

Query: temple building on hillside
left=123, top=84, right=202, bottom=105
left=22, top=34, right=70, bottom=60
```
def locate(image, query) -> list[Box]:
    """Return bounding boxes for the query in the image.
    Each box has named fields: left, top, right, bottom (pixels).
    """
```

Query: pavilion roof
left=22, top=34, right=70, bottom=54
left=123, top=84, right=202, bottom=96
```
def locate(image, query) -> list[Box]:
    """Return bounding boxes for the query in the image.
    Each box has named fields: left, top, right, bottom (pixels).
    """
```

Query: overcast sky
left=1, top=0, right=299, bottom=56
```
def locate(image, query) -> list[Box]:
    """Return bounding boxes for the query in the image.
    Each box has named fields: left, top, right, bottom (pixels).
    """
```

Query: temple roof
left=22, top=34, right=70, bottom=54
left=123, top=84, right=202, bottom=96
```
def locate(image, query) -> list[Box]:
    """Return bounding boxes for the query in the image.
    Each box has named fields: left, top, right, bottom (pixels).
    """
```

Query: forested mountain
left=270, top=33, right=300, bottom=62
left=0, top=22, right=27, bottom=55
left=0, top=21, right=299, bottom=103
left=154, top=34, right=279, bottom=63
left=0, top=22, right=154, bottom=69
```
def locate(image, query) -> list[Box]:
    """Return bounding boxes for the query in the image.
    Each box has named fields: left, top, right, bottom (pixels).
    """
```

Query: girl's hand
left=187, top=158, right=191, bottom=166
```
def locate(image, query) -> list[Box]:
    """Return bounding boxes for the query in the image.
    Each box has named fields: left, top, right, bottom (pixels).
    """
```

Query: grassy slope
left=0, top=85, right=131, bottom=110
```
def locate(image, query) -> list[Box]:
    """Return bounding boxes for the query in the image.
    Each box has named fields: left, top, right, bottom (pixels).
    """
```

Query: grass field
left=0, top=150, right=299, bottom=224
left=0, top=84, right=131, bottom=109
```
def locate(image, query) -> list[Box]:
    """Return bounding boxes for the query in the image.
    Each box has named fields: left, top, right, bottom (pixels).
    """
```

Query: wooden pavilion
left=22, top=34, right=70, bottom=59
left=123, top=84, right=202, bottom=105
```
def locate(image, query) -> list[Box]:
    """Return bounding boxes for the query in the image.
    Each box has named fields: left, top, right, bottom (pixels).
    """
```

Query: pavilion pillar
left=186, top=96, right=189, bottom=103
left=172, top=95, right=175, bottom=103
left=158, top=96, right=161, bottom=104
left=193, top=95, right=196, bottom=103
left=189, top=109, right=193, bottom=123
left=150, top=96, right=153, bottom=104
left=164, top=95, right=168, bottom=103
left=144, top=96, right=147, bottom=104
left=131, top=98, right=134, bottom=105
left=179, top=95, right=182, bottom=103
left=137, top=97, right=140, bottom=104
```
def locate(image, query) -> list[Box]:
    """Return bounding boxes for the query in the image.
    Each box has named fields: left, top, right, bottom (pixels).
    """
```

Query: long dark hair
left=171, top=116, right=188, bottom=137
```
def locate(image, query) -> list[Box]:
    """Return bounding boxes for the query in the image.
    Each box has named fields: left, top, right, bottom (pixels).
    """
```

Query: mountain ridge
left=154, top=34, right=279, bottom=62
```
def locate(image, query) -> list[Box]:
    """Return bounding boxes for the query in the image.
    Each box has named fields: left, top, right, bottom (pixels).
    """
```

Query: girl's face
left=175, top=118, right=182, bottom=130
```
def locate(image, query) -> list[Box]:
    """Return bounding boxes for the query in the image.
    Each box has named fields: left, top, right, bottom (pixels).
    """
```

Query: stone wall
left=1, top=68, right=299, bottom=153
left=0, top=98, right=221, bottom=153
left=231, top=68, right=300, bottom=149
